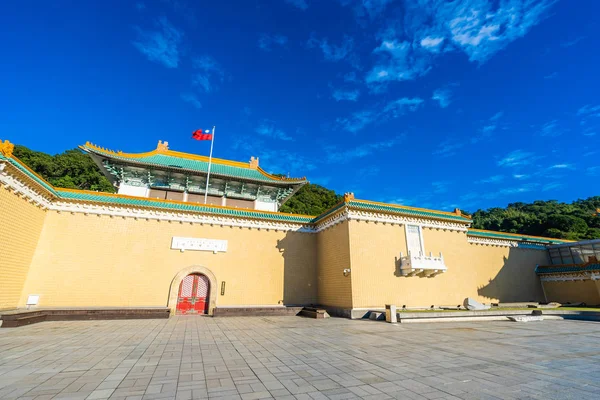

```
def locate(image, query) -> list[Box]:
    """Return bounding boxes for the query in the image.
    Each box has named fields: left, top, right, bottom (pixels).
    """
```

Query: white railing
left=400, top=251, right=447, bottom=277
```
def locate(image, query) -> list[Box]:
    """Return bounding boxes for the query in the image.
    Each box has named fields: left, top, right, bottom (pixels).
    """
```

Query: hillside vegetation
left=12, top=145, right=600, bottom=240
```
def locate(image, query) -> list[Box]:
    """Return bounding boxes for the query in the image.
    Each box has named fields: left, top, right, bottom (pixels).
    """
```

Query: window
left=405, top=225, right=424, bottom=257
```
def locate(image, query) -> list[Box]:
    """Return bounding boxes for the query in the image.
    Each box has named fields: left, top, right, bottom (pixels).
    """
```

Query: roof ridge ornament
left=0, top=140, right=14, bottom=158
left=344, top=192, right=355, bottom=202
left=157, top=140, right=169, bottom=153
left=249, top=156, right=259, bottom=169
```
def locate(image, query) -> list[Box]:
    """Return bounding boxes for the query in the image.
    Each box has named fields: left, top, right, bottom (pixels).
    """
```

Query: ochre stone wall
left=317, top=220, right=352, bottom=308
left=0, top=186, right=46, bottom=309
left=19, top=211, right=317, bottom=309
left=347, top=220, right=549, bottom=308
left=542, top=280, right=600, bottom=305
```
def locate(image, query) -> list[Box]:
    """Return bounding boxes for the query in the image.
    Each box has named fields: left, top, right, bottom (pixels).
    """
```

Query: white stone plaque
left=171, top=237, right=228, bottom=253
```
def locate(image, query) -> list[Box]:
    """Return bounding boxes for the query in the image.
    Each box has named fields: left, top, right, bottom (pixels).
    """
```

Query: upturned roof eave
left=80, top=144, right=308, bottom=186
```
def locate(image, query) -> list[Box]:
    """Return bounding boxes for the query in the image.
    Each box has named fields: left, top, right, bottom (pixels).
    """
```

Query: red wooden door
left=176, top=274, right=210, bottom=315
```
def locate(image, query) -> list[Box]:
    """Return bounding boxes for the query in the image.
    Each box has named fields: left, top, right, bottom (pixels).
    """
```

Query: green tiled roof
left=83, top=146, right=305, bottom=185
left=56, top=189, right=313, bottom=224
left=467, top=229, right=568, bottom=244
left=536, top=263, right=600, bottom=274
left=348, top=200, right=472, bottom=222
left=3, top=156, right=59, bottom=197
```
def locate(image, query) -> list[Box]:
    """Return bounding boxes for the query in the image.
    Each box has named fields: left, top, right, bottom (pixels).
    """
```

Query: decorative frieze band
left=52, top=201, right=315, bottom=232
left=0, top=164, right=54, bottom=209
left=540, top=272, right=600, bottom=282
left=467, top=236, right=518, bottom=247
left=346, top=209, right=470, bottom=232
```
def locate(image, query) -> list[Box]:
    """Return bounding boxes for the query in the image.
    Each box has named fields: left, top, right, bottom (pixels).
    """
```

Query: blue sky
left=2, top=0, right=599, bottom=212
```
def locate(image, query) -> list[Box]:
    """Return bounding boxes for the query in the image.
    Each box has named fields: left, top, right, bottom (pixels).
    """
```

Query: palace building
left=1, top=139, right=596, bottom=319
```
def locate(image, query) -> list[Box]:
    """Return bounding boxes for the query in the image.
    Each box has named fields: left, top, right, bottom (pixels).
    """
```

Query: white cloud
left=332, top=89, right=360, bottom=102
left=549, top=163, right=574, bottom=170
left=132, top=17, right=182, bottom=68
left=366, top=40, right=432, bottom=86
left=577, top=104, right=600, bottom=117
left=191, top=55, right=224, bottom=93
left=255, top=121, right=293, bottom=141
left=497, top=150, right=537, bottom=167
left=336, top=97, right=424, bottom=132
left=339, top=0, right=394, bottom=20
left=367, top=0, right=556, bottom=87
left=308, top=34, right=356, bottom=64
left=544, top=72, right=558, bottom=79
left=421, top=36, right=445, bottom=50
left=588, top=166, right=600, bottom=176
left=542, top=182, right=563, bottom=191
left=539, top=119, right=561, bottom=137
left=258, top=33, right=288, bottom=51
left=432, top=88, right=451, bottom=108
left=327, top=135, right=405, bottom=163
left=433, top=139, right=465, bottom=157
left=561, top=36, right=586, bottom=47
left=472, top=111, right=503, bottom=143
left=476, top=175, right=504, bottom=184
left=285, top=0, right=308, bottom=10
left=180, top=93, right=202, bottom=109
left=513, top=174, right=528, bottom=179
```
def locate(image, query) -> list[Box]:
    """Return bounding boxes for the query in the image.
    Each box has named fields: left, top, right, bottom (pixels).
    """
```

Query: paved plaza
left=1, top=317, right=600, bottom=400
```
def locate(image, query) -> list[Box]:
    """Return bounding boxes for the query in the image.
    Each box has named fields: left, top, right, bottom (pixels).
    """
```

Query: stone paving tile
left=1, top=318, right=600, bottom=399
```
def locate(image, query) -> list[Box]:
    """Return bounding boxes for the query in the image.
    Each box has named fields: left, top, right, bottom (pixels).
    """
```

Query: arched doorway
left=176, top=274, right=210, bottom=315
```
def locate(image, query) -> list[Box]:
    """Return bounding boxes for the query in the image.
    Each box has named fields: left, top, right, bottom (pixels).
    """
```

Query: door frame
left=168, top=266, right=217, bottom=316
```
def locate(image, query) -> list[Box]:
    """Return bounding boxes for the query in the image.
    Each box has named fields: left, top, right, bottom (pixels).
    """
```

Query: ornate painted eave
left=536, top=263, right=600, bottom=282
left=80, top=142, right=307, bottom=186
left=467, top=229, right=570, bottom=247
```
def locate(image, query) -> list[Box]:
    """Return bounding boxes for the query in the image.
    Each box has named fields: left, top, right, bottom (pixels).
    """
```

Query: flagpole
left=203, top=126, right=216, bottom=204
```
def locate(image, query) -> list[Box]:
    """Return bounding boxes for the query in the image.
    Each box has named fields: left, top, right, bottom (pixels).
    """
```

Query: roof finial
left=0, top=140, right=14, bottom=158
left=157, top=140, right=169, bottom=153
left=344, top=192, right=355, bottom=202
left=249, top=156, right=259, bottom=169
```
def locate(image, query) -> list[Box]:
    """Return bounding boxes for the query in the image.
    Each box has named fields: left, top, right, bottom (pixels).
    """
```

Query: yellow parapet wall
left=346, top=219, right=548, bottom=309
left=0, top=186, right=47, bottom=309
left=20, top=211, right=317, bottom=313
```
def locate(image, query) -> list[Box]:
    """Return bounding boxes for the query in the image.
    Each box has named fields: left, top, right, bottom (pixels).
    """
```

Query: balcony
left=400, top=252, right=447, bottom=277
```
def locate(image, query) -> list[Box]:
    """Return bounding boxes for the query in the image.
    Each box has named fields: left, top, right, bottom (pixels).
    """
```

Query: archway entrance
left=176, top=274, right=210, bottom=315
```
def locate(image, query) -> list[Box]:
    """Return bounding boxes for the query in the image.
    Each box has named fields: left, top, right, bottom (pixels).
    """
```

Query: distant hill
left=12, top=145, right=600, bottom=240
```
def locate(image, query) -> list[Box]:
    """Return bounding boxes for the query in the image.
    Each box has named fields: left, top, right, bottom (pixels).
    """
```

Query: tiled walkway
left=1, top=317, right=600, bottom=400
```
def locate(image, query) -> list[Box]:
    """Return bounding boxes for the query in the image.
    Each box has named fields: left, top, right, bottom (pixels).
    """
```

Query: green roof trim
left=468, top=229, right=568, bottom=244
left=83, top=145, right=306, bottom=185
left=56, top=189, right=314, bottom=224
left=536, top=263, right=600, bottom=274
left=347, top=200, right=472, bottom=222
left=4, top=156, right=59, bottom=197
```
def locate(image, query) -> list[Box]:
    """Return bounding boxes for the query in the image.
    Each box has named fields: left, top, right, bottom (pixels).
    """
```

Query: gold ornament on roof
left=0, top=140, right=14, bottom=158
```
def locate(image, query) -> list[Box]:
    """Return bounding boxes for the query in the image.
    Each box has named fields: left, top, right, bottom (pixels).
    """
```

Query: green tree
left=13, top=145, right=115, bottom=193
left=279, top=183, right=342, bottom=216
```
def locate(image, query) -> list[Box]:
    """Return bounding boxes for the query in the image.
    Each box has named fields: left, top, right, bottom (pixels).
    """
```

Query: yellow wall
left=542, top=280, right=600, bottom=305
left=347, top=220, right=548, bottom=308
left=19, top=211, right=317, bottom=308
left=0, top=186, right=46, bottom=309
left=317, top=221, right=352, bottom=308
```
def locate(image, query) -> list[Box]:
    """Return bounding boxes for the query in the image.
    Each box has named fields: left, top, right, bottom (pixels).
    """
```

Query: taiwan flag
left=192, top=129, right=213, bottom=141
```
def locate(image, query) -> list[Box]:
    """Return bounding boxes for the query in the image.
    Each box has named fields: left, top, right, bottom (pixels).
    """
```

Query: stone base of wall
left=0, top=307, right=171, bottom=328
left=213, top=306, right=303, bottom=317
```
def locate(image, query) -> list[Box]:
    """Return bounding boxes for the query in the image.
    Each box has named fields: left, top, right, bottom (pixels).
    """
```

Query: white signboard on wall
left=171, top=237, right=228, bottom=253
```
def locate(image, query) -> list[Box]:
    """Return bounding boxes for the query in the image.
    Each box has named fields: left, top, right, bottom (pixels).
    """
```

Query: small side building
left=536, top=239, right=600, bottom=305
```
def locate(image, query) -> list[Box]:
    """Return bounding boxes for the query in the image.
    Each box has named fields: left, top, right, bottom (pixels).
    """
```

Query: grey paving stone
left=1, top=319, right=600, bottom=400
